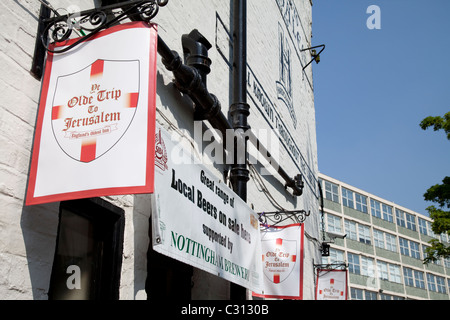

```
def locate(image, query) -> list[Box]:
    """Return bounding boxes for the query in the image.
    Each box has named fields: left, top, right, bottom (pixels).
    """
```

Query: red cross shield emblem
left=261, top=238, right=297, bottom=284
left=51, top=59, right=140, bottom=163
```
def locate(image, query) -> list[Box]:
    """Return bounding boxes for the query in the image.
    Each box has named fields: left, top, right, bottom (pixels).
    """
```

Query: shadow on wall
left=20, top=201, right=59, bottom=299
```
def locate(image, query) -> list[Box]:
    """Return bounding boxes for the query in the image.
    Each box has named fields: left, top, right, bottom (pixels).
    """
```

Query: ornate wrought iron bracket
left=258, top=209, right=310, bottom=228
left=31, top=0, right=168, bottom=78
left=314, top=262, right=348, bottom=271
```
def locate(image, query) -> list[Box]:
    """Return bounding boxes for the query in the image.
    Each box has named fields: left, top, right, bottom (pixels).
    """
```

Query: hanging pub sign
left=252, top=223, right=304, bottom=299
left=151, top=125, right=264, bottom=294
left=26, top=22, right=157, bottom=205
left=315, top=269, right=348, bottom=300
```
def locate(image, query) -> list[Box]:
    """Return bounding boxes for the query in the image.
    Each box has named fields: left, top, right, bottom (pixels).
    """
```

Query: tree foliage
left=420, top=112, right=450, bottom=264
left=420, top=111, right=450, bottom=140
left=422, top=177, right=450, bottom=264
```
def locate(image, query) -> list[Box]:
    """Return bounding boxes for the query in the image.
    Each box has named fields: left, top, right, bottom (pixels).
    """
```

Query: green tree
left=420, top=112, right=450, bottom=264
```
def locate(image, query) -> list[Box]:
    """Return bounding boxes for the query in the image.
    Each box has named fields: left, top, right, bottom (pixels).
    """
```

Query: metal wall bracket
left=314, top=262, right=347, bottom=271
left=300, top=44, right=325, bottom=70
left=31, top=0, right=168, bottom=78
left=258, top=209, right=310, bottom=227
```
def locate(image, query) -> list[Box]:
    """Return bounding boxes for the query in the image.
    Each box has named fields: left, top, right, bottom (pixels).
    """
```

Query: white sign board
left=26, top=22, right=157, bottom=205
left=316, top=269, right=348, bottom=300
left=152, top=125, right=263, bottom=293
left=253, top=223, right=304, bottom=299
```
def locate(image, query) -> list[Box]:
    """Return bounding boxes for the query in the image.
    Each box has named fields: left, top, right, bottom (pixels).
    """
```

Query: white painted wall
left=0, top=0, right=319, bottom=300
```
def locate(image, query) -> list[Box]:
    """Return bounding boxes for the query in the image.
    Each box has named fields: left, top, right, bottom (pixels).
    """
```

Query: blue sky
left=312, top=0, right=450, bottom=216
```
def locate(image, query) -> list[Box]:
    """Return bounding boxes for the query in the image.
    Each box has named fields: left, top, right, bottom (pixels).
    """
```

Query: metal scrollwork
left=258, top=209, right=310, bottom=229
left=41, top=0, right=166, bottom=54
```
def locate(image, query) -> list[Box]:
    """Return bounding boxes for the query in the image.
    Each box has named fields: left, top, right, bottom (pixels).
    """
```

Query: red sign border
left=26, top=21, right=157, bottom=205
left=315, top=269, right=348, bottom=300
left=253, top=223, right=305, bottom=300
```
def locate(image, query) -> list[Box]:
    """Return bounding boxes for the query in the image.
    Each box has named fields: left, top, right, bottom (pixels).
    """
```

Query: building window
left=345, top=220, right=357, bottom=241
left=405, top=212, right=417, bottom=231
left=444, top=257, right=450, bottom=269
left=403, top=267, right=414, bottom=287
left=327, top=214, right=342, bottom=233
left=385, top=233, right=397, bottom=252
left=342, top=187, right=354, bottom=208
left=418, top=218, right=428, bottom=235
left=350, top=288, right=363, bottom=300
left=355, top=193, right=368, bottom=213
left=409, top=241, right=421, bottom=259
left=373, top=229, right=385, bottom=249
left=414, top=270, right=425, bottom=289
left=427, top=221, right=436, bottom=237
left=396, top=209, right=406, bottom=228
left=377, top=261, right=389, bottom=281
left=370, top=199, right=382, bottom=219
left=322, top=248, right=345, bottom=265
left=382, top=204, right=393, bottom=223
left=348, top=252, right=360, bottom=275
left=389, top=264, right=402, bottom=283
left=48, top=198, right=125, bottom=300
left=436, top=276, right=446, bottom=294
left=423, top=245, right=441, bottom=265
left=358, top=224, right=371, bottom=245
left=399, top=237, right=409, bottom=256
left=380, top=293, right=392, bottom=300
left=427, top=273, right=437, bottom=292
left=361, top=256, right=375, bottom=277
left=365, top=291, right=378, bottom=300
left=324, top=180, right=339, bottom=203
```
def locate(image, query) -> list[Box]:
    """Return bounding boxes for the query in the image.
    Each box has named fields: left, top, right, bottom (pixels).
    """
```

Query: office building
left=319, top=173, right=450, bottom=300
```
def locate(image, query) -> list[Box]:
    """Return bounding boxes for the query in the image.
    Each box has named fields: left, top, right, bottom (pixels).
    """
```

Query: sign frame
left=315, top=269, right=348, bottom=300
left=26, top=21, right=158, bottom=205
left=253, top=223, right=304, bottom=300
left=151, top=125, right=264, bottom=294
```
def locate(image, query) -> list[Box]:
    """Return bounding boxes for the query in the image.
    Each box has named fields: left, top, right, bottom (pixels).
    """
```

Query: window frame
left=327, top=213, right=342, bottom=233
left=405, top=212, right=417, bottom=231
left=370, top=199, right=382, bottom=219
left=342, top=187, right=354, bottom=208
left=355, top=193, right=368, bottom=213
left=403, top=267, right=414, bottom=287
left=399, top=237, right=409, bottom=256
left=427, top=273, right=437, bottom=292
left=347, top=252, right=361, bottom=275
left=48, top=198, right=125, bottom=300
left=396, top=209, right=406, bottom=228
left=382, top=204, right=393, bottom=223
left=385, top=233, right=397, bottom=252
left=358, top=224, right=371, bottom=245
left=409, top=240, right=421, bottom=259
left=414, top=270, right=425, bottom=289
left=324, top=180, right=339, bottom=203
left=345, top=219, right=357, bottom=241
left=373, top=229, right=385, bottom=249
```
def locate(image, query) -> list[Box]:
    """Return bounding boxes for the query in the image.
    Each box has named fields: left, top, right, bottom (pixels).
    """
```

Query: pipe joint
left=194, top=93, right=221, bottom=121
left=230, top=102, right=250, bottom=131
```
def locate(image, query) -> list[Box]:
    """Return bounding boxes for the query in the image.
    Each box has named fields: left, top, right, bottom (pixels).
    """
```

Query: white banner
left=151, top=125, right=263, bottom=294
left=315, top=269, right=348, bottom=300
left=26, top=22, right=157, bottom=205
left=253, top=223, right=304, bottom=299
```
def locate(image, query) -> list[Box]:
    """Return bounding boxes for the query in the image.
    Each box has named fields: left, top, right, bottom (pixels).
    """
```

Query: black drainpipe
left=230, top=0, right=249, bottom=203
left=229, top=0, right=249, bottom=301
